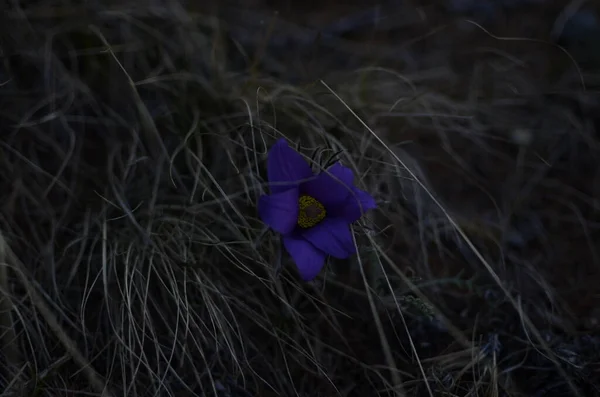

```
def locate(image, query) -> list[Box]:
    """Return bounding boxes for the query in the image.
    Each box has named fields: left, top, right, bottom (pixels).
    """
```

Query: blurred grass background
left=1, top=0, right=600, bottom=396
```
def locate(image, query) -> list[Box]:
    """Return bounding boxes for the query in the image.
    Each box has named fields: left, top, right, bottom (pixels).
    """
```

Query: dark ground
left=1, top=1, right=600, bottom=396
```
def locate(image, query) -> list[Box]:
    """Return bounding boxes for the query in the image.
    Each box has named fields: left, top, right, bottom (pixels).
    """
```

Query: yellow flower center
left=297, top=195, right=326, bottom=229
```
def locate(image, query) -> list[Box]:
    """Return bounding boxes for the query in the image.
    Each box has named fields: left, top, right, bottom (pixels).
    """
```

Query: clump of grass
left=1, top=1, right=600, bottom=396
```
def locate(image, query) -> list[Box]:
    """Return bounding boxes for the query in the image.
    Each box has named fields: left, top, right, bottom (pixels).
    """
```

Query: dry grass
left=1, top=1, right=600, bottom=396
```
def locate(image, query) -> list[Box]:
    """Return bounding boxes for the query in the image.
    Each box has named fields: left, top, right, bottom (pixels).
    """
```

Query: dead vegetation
left=0, top=1, right=599, bottom=396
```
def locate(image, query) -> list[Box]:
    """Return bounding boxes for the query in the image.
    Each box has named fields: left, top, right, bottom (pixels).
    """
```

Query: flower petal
left=300, top=217, right=355, bottom=259
left=258, top=188, right=299, bottom=235
left=330, top=187, right=377, bottom=223
left=267, top=138, right=313, bottom=193
left=302, top=162, right=354, bottom=207
left=283, top=235, right=327, bottom=281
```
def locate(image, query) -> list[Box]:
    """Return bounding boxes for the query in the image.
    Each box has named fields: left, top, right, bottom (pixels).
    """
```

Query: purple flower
left=258, top=138, right=377, bottom=281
